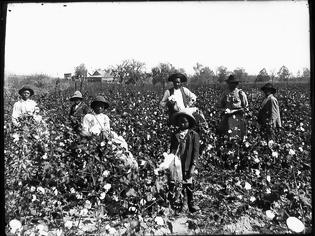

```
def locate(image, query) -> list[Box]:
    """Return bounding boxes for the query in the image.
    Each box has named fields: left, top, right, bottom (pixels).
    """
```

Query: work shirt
left=160, top=87, right=197, bottom=110
left=81, top=113, right=110, bottom=136
left=258, top=94, right=282, bottom=128
left=12, top=99, right=39, bottom=126
left=218, top=88, right=248, bottom=110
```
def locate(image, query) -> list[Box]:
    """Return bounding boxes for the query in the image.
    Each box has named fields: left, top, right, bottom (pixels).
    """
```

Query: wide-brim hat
left=261, top=83, right=277, bottom=94
left=18, top=86, right=34, bottom=96
left=70, top=91, right=83, bottom=101
left=171, top=109, right=196, bottom=128
left=168, top=73, right=188, bottom=83
left=91, top=96, right=109, bottom=109
left=225, top=75, right=240, bottom=84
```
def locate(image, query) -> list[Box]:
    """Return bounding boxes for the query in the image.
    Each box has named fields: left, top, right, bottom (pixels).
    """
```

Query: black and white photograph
left=3, top=1, right=312, bottom=235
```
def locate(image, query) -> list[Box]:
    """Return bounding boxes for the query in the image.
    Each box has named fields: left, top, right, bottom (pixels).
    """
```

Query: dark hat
left=91, top=96, right=109, bottom=109
left=171, top=109, right=196, bottom=128
left=18, top=86, right=34, bottom=96
left=261, top=83, right=277, bottom=94
left=168, top=73, right=188, bottom=83
left=225, top=75, right=240, bottom=84
left=70, top=91, right=83, bottom=101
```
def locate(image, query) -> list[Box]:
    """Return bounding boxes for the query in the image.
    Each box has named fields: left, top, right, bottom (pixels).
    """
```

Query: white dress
left=81, top=112, right=138, bottom=169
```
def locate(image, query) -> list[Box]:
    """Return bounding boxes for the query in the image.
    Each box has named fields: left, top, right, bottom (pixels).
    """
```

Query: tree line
left=74, top=60, right=310, bottom=85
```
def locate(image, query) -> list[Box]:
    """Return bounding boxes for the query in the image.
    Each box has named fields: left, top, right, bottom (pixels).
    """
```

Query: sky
left=4, top=1, right=310, bottom=77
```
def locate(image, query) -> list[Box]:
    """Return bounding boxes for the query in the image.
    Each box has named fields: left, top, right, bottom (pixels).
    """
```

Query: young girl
left=169, top=109, right=200, bottom=213
left=81, top=96, right=137, bottom=169
left=81, top=96, right=111, bottom=139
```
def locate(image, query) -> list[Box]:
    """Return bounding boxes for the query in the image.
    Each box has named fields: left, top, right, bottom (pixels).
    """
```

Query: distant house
left=64, top=73, right=72, bottom=80
left=87, top=69, right=115, bottom=83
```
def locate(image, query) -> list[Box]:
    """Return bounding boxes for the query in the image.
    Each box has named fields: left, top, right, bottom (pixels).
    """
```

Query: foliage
left=256, top=68, right=270, bottom=82
left=216, top=66, right=229, bottom=83
left=111, top=59, right=146, bottom=84
left=74, top=64, right=88, bottom=78
left=233, top=67, right=248, bottom=82
left=191, top=63, right=215, bottom=84
left=151, top=63, right=177, bottom=86
left=277, top=65, right=290, bottom=81
left=4, top=83, right=312, bottom=235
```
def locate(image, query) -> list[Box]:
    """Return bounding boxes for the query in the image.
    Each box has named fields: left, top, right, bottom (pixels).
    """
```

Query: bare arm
left=160, top=90, right=170, bottom=108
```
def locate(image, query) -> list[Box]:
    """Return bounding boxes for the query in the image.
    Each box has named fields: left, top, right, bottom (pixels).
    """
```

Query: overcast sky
left=5, top=1, right=310, bottom=77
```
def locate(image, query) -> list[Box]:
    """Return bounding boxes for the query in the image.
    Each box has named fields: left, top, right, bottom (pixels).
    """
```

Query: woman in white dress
left=81, top=96, right=137, bottom=169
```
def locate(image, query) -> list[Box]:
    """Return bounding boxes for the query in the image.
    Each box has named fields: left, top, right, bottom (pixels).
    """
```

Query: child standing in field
left=169, top=109, right=200, bottom=213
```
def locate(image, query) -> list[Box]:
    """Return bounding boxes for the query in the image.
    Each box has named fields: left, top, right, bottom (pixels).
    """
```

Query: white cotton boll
left=64, top=220, right=73, bottom=229
left=42, top=153, right=48, bottom=160
left=12, top=133, right=19, bottom=142
left=254, top=157, right=260, bottom=163
left=102, top=170, right=110, bottom=177
left=266, top=175, right=271, bottom=182
left=80, top=208, right=88, bottom=216
left=244, top=182, right=251, bottom=190
left=104, top=183, right=111, bottom=191
left=250, top=196, right=256, bottom=202
left=100, top=192, right=106, bottom=200
left=84, top=200, right=92, bottom=209
left=108, top=227, right=117, bottom=235
left=289, top=149, right=296, bottom=155
left=155, top=216, right=164, bottom=225
left=9, top=219, right=22, bottom=234
left=32, top=194, right=37, bottom=202
left=37, top=187, right=45, bottom=194
left=266, top=210, right=275, bottom=220
left=286, top=217, right=305, bottom=233
left=272, top=151, right=279, bottom=158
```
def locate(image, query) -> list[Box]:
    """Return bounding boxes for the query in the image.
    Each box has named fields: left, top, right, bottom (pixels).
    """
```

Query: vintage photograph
left=3, top=1, right=311, bottom=235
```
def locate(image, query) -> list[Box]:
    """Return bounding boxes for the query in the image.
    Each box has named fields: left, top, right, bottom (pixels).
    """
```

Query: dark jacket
left=69, top=102, right=89, bottom=127
left=170, top=129, right=200, bottom=174
left=257, top=94, right=281, bottom=128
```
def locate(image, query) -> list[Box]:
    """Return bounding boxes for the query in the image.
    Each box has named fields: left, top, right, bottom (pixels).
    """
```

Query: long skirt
left=218, top=113, right=247, bottom=140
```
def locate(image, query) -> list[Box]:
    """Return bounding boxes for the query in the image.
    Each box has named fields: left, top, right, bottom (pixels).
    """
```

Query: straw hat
left=18, top=86, right=34, bottom=96
left=225, top=75, right=240, bottom=84
left=171, top=109, right=196, bottom=128
left=168, top=73, right=188, bottom=83
left=261, top=83, right=277, bottom=94
left=91, top=96, right=109, bottom=109
left=69, top=91, right=83, bottom=101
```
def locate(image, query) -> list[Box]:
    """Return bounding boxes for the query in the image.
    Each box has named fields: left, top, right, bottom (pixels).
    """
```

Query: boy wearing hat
left=160, top=73, right=197, bottom=122
left=12, top=86, right=40, bottom=127
left=169, top=109, right=200, bottom=213
left=69, top=91, right=89, bottom=133
left=257, top=83, right=282, bottom=141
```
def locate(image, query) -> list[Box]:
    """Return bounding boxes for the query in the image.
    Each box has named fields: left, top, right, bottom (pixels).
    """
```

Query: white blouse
left=12, top=99, right=39, bottom=125
left=81, top=113, right=110, bottom=136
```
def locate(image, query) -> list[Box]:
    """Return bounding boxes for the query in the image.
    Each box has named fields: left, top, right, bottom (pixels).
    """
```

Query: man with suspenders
left=159, top=73, right=197, bottom=124
left=160, top=73, right=209, bottom=153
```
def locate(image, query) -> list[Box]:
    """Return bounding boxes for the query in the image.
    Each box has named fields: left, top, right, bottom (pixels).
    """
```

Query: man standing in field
left=11, top=86, right=41, bottom=127
left=160, top=73, right=197, bottom=124
left=160, top=73, right=208, bottom=152
left=257, top=83, right=282, bottom=142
